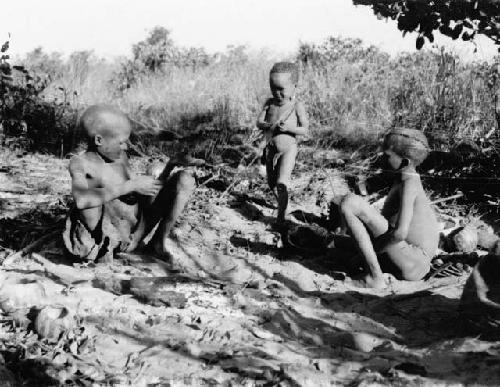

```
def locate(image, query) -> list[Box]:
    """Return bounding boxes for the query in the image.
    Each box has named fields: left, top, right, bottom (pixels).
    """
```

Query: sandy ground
left=0, top=151, right=500, bottom=386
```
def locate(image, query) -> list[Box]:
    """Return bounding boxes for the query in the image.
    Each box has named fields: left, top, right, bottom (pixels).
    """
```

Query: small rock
left=341, top=332, right=382, bottom=353
left=453, top=226, right=478, bottom=253
left=477, top=229, right=499, bottom=250
left=35, top=306, right=75, bottom=342
left=147, top=160, right=166, bottom=179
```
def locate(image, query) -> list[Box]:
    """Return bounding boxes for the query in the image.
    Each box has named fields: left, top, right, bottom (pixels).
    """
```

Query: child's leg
left=339, top=194, right=389, bottom=288
left=275, top=144, right=298, bottom=223
left=144, top=170, right=196, bottom=252
left=383, top=242, right=431, bottom=281
left=265, top=144, right=279, bottom=191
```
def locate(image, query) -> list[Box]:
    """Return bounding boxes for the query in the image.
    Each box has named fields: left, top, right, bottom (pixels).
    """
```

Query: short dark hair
left=79, top=105, right=131, bottom=144
left=270, top=62, right=299, bottom=83
left=383, top=128, right=429, bottom=166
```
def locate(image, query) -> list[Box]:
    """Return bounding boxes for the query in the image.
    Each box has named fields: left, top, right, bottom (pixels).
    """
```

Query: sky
left=3, top=0, right=499, bottom=61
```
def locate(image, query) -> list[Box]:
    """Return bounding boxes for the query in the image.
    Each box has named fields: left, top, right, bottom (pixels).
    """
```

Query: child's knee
left=402, top=260, right=430, bottom=281
left=339, top=194, right=360, bottom=215
left=175, top=171, right=196, bottom=194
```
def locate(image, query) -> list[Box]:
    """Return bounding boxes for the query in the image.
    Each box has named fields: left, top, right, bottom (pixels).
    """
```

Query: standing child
left=337, top=128, right=439, bottom=288
left=256, top=62, right=309, bottom=224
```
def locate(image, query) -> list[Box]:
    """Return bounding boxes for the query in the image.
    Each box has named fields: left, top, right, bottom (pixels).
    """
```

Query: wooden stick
left=431, top=192, right=464, bottom=205
left=2, top=229, right=61, bottom=266
left=198, top=171, right=222, bottom=188
left=219, top=152, right=261, bottom=199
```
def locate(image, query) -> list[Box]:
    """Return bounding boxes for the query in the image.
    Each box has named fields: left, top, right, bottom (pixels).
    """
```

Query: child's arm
left=472, top=264, right=500, bottom=310
left=374, top=176, right=418, bottom=251
left=70, top=157, right=161, bottom=209
left=256, top=99, right=272, bottom=131
left=277, top=101, right=309, bottom=136
left=393, top=175, right=418, bottom=241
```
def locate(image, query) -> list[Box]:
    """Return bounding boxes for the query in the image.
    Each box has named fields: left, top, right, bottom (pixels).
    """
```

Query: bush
left=5, top=30, right=500, bottom=160
left=0, top=39, right=78, bottom=155
left=113, top=26, right=212, bottom=91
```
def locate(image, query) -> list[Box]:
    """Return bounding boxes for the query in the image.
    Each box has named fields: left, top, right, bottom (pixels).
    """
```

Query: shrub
left=7, top=31, right=500, bottom=159
left=113, top=26, right=212, bottom=91
left=0, top=39, right=78, bottom=155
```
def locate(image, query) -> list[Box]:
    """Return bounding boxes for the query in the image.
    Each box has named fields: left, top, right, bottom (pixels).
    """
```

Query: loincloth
left=62, top=204, right=146, bottom=262
left=268, top=134, right=297, bottom=154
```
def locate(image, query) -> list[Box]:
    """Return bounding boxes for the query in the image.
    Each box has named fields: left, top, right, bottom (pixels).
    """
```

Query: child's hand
left=373, top=229, right=394, bottom=253
left=277, top=120, right=296, bottom=133
left=276, top=120, right=291, bottom=132
left=276, top=120, right=286, bottom=132
left=130, top=175, right=163, bottom=196
left=374, top=228, right=407, bottom=253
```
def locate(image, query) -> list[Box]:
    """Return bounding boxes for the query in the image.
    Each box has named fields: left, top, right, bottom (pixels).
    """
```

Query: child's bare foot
left=350, top=273, right=386, bottom=289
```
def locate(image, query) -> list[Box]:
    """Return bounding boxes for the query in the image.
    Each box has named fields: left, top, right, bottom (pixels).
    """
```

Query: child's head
left=269, top=62, right=299, bottom=105
left=80, top=105, right=131, bottom=160
left=382, top=128, right=429, bottom=168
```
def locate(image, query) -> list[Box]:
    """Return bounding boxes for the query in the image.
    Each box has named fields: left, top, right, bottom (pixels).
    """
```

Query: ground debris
left=0, top=151, right=500, bottom=385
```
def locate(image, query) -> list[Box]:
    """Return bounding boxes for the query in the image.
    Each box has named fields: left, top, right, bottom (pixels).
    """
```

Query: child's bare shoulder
left=401, top=171, right=421, bottom=184
left=294, top=99, right=305, bottom=108
left=264, top=97, right=276, bottom=108
left=294, top=100, right=307, bottom=114
left=68, top=152, right=100, bottom=176
left=398, top=172, right=422, bottom=195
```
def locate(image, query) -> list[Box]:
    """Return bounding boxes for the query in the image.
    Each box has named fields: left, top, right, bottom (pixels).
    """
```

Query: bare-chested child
left=63, top=105, right=195, bottom=263
left=336, top=128, right=439, bottom=288
left=256, top=62, right=309, bottom=224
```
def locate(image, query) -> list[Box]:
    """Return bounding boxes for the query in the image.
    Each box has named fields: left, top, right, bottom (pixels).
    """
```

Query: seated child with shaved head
left=336, top=128, right=439, bottom=288
left=63, top=105, right=195, bottom=262
left=256, top=61, right=309, bottom=224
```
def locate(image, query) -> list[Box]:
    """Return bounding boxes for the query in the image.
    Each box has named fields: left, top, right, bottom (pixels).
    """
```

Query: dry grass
left=15, top=38, right=500, bottom=157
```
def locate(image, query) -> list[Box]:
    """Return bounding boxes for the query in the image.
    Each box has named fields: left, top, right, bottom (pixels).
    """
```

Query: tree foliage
left=21, top=47, right=65, bottom=83
left=353, top=0, right=500, bottom=50
left=114, top=26, right=212, bottom=90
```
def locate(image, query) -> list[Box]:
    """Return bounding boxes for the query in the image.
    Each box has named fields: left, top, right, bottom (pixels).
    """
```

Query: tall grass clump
left=114, top=47, right=273, bottom=159
left=298, top=37, right=499, bottom=152
left=6, top=26, right=499, bottom=159
left=389, top=50, right=499, bottom=148
left=298, top=38, right=394, bottom=150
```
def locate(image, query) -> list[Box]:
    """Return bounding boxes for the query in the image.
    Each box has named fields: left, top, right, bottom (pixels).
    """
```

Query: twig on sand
left=197, top=169, right=222, bottom=188
left=2, top=229, right=61, bottom=266
left=219, top=153, right=261, bottom=200
left=431, top=192, right=464, bottom=205
left=387, top=282, right=462, bottom=302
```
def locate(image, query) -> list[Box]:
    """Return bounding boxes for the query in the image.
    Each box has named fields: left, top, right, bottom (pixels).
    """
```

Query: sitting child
left=256, top=62, right=309, bottom=224
left=336, top=128, right=439, bottom=288
left=63, top=105, right=195, bottom=262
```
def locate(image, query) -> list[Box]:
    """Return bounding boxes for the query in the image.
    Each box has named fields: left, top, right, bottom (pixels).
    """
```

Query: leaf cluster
left=353, top=0, right=500, bottom=50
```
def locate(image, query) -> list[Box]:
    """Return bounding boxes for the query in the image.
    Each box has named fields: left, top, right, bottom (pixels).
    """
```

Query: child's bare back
left=382, top=172, right=439, bottom=257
